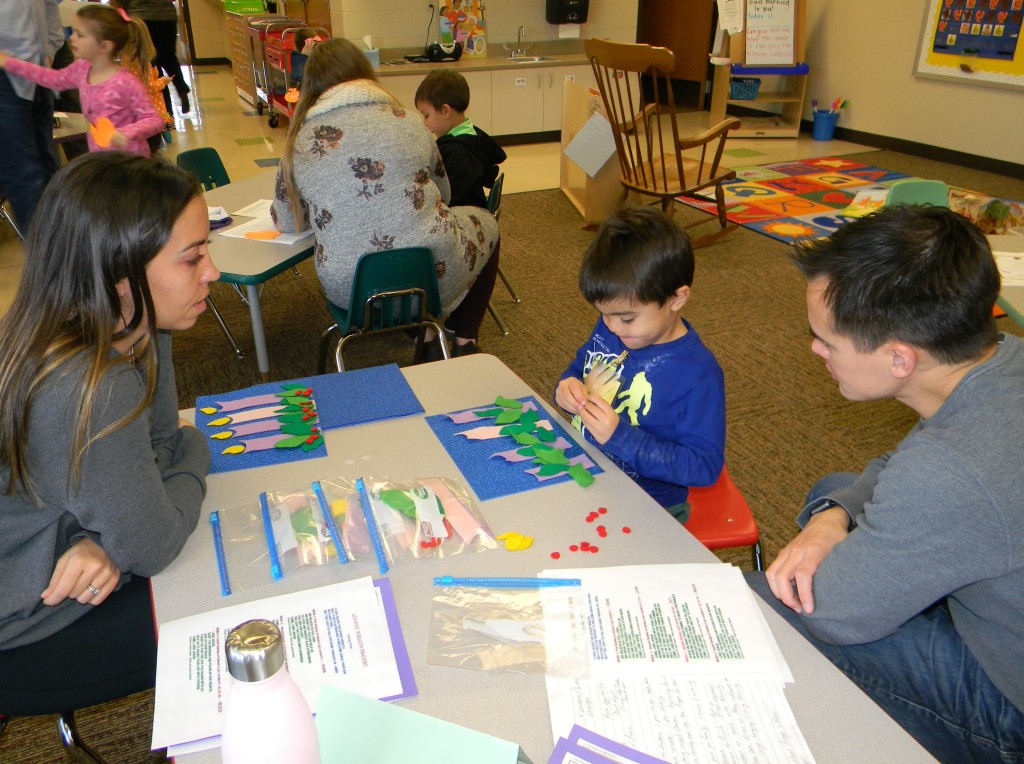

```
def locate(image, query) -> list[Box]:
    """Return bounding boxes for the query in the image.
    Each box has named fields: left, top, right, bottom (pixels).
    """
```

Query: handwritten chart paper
left=541, top=564, right=812, bottom=764
left=745, top=0, right=795, bottom=65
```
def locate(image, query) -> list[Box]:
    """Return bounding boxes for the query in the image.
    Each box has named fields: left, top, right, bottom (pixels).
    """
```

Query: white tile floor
left=0, top=63, right=877, bottom=316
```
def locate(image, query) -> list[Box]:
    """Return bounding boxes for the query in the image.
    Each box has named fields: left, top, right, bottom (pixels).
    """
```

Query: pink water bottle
left=221, top=619, right=321, bottom=764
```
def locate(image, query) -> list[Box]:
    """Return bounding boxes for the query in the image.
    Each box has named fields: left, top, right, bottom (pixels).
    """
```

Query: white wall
left=329, top=0, right=638, bottom=52
left=805, top=0, right=1023, bottom=165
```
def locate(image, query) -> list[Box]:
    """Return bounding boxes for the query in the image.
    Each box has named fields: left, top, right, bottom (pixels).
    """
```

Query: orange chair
left=686, top=464, right=764, bottom=571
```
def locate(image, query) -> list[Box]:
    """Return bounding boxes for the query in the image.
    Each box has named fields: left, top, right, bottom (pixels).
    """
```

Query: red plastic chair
left=686, top=464, right=764, bottom=571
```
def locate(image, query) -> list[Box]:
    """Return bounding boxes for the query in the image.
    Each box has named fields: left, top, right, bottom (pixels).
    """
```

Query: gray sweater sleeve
left=37, top=334, right=210, bottom=576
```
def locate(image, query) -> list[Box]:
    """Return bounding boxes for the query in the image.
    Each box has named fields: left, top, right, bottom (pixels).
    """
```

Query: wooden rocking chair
left=585, top=37, right=741, bottom=247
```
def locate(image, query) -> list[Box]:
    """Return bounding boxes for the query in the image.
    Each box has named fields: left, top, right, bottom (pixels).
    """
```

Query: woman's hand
left=110, top=130, right=129, bottom=149
left=0, top=52, right=10, bottom=69
left=41, top=538, right=122, bottom=607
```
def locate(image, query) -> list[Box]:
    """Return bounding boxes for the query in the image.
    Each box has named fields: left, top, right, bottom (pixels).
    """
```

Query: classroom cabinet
left=490, top=64, right=593, bottom=136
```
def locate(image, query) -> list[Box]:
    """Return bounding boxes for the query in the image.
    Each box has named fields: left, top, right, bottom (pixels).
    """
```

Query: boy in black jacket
left=414, top=70, right=506, bottom=209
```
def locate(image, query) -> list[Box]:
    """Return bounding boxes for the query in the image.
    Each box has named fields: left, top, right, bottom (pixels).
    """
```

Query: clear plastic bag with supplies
left=427, top=582, right=589, bottom=676
left=259, top=482, right=351, bottom=581
left=357, top=476, right=499, bottom=570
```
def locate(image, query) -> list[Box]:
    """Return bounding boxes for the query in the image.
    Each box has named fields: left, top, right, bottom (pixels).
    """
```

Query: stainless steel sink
left=508, top=56, right=557, bottom=63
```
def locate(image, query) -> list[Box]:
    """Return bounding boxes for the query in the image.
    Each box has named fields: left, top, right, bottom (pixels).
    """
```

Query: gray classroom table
left=204, top=170, right=315, bottom=377
left=152, top=355, right=932, bottom=763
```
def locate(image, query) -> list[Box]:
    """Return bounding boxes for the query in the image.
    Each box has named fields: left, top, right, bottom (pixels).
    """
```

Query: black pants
left=0, top=576, right=157, bottom=716
left=144, top=18, right=188, bottom=113
left=449, top=239, right=500, bottom=340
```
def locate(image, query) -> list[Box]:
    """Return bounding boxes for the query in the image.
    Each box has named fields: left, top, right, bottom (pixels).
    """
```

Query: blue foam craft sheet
left=195, top=364, right=424, bottom=474
left=425, top=396, right=603, bottom=501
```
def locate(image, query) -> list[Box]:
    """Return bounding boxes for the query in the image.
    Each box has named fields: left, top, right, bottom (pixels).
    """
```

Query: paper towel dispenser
left=546, top=0, right=589, bottom=24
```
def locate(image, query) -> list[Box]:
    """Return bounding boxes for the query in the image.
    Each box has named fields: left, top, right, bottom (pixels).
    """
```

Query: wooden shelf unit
left=709, top=0, right=809, bottom=138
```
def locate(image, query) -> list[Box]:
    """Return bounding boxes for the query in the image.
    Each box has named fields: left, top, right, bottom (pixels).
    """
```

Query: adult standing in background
left=120, top=0, right=190, bottom=114
left=0, top=0, right=63, bottom=234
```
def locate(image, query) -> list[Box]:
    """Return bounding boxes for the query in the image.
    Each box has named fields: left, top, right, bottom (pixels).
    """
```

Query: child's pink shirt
left=6, top=57, right=165, bottom=157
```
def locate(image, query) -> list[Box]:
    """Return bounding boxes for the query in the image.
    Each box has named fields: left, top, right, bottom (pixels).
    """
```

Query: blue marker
left=433, top=576, right=582, bottom=588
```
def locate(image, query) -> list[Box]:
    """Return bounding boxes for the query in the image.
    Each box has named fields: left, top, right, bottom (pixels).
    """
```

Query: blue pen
left=433, top=576, right=582, bottom=588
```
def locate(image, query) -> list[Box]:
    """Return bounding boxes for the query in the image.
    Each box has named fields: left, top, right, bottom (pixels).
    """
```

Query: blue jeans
left=746, top=472, right=1024, bottom=763
left=0, top=72, right=58, bottom=233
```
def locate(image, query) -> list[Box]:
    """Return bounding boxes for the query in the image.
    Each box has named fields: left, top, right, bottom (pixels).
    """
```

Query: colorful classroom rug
left=679, top=156, right=1024, bottom=245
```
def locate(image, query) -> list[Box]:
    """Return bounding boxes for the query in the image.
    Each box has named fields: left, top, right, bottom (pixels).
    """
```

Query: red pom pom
left=622, top=526, right=632, bottom=534
left=569, top=544, right=579, bottom=552
left=551, top=552, right=561, bottom=559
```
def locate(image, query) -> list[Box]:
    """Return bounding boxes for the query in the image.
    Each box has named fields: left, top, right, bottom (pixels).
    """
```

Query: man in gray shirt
left=0, top=0, right=63, bottom=233
left=747, top=204, right=1024, bottom=763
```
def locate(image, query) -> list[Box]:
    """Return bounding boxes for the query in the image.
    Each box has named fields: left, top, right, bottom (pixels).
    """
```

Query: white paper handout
left=540, top=564, right=812, bottom=764
left=152, top=577, right=409, bottom=753
left=991, top=234, right=1024, bottom=286
left=541, top=564, right=792, bottom=684
left=218, top=215, right=313, bottom=245
left=563, top=113, right=617, bottom=178
left=545, top=674, right=814, bottom=764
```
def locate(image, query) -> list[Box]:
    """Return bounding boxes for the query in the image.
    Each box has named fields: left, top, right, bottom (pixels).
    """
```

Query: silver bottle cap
left=225, top=619, right=285, bottom=682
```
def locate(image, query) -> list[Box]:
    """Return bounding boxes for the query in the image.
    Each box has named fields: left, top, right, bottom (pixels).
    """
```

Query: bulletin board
left=914, top=0, right=1024, bottom=91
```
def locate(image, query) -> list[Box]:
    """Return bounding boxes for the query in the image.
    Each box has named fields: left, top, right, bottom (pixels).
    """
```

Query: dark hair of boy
left=579, top=206, right=695, bottom=306
left=790, top=204, right=999, bottom=364
left=414, top=69, right=470, bottom=112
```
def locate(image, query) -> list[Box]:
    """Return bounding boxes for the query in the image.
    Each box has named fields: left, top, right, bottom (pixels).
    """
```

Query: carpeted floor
left=3, top=149, right=1022, bottom=762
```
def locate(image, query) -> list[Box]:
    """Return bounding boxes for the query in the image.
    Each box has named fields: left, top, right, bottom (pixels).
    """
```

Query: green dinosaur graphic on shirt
left=614, top=371, right=652, bottom=426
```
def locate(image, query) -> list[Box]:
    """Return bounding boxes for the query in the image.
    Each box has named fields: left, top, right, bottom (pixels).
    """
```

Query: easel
left=709, top=0, right=808, bottom=138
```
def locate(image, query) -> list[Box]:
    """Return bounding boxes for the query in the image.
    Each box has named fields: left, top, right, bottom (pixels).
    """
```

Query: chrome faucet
left=514, top=26, right=528, bottom=57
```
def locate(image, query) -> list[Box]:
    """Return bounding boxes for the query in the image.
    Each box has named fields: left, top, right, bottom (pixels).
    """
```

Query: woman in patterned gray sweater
left=273, top=38, right=500, bottom=355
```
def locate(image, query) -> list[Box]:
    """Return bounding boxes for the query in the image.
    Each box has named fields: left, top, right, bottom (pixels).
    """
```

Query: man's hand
left=555, top=376, right=587, bottom=415
left=576, top=394, right=619, bottom=445
left=41, top=538, right=121, bottom=607
left=109, top=130, right=129, bottom=149
left=0, top=52, right=10, bottom=69
left=765, top=507, right=850, bottom=614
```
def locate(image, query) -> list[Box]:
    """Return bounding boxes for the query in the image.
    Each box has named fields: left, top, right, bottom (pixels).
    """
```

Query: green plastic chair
left=484, top=173, right=518, bottom=336
left=317, top=247, right=449, bottom=372
left=175, top=147, right=230, bottom=191
left=885, top=179, right=950, bottom=208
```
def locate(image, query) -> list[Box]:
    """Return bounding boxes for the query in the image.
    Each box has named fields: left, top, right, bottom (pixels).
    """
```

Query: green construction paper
left=281, top=422, right=318, bottom=436
left=495, top=409, right=521, bottom=425
left=519, top=409, right=539, bottom=427
left=473, top=407, right=503, bottom=419
left=535, top=463, right=568, bottom=476
left=278, top=412, right=319, bottom=424
left=300, top=437, right=323, bottom=451
left=495, top=396, right=523, bottom=410
left=534, top=427, right=556, bottom=443
left=274, top=434, right=309, bottom=449
left=568, top=463, right=595, bottom=486
left=511, top=431, right=540, bottom=445
left=314, top=685, right=529, bottom=764
left=377, top=489, right=417, bottom=517
left=532, top=447, right=569, bottom=465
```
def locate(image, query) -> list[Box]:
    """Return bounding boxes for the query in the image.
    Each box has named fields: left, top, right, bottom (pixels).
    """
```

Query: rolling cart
left=247, top=16, right=302, bottom=124
left=264, top=25, right=306, bottom=127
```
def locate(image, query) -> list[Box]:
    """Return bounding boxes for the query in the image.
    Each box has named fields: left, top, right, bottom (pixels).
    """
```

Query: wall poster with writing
left=744, top=0, right=796, bottom=65
left=915, top=0, right=1024, bottom=90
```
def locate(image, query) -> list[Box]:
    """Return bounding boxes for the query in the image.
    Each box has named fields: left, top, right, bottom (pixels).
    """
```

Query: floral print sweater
left=272, top=80, right=499, bottom=314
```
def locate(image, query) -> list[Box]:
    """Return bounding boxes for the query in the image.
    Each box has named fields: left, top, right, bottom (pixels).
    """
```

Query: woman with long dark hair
left=0, top=153, right=215, bottom=711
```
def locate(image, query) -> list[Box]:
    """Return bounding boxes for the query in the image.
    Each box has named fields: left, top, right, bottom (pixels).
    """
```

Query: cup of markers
left=811, top=97, right=847, bottom=141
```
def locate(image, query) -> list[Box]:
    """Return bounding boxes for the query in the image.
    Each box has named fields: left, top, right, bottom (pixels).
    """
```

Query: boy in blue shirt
left=555, top=207, right=725, bottom=521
